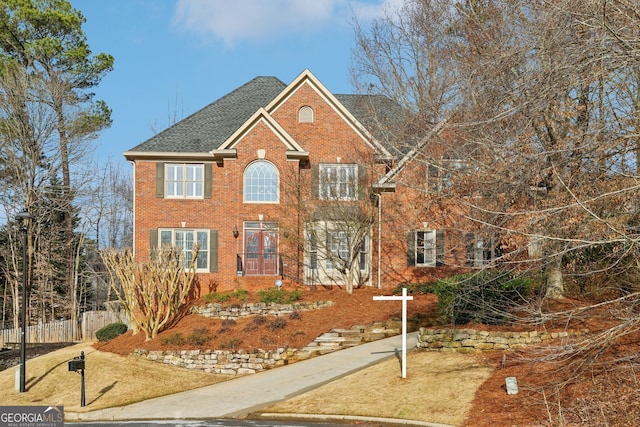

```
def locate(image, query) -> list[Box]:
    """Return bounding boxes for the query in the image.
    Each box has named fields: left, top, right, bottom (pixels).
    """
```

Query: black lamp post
left=16, top=209, right=31, bottom=393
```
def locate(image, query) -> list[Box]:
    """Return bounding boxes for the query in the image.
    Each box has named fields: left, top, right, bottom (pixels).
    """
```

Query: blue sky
left=69, top=0, right=398, bottom=168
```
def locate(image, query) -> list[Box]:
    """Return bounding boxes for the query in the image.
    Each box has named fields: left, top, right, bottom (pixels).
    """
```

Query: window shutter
left=209, top=230, right=218, bottom=272
left=465, top=232, right=475, bottom=267
left=407, top=231, right=416, bottom=266
left=149, top=229, right=158, bottom=257
left=311, top=165, right=319, bottom=199
left=436, top=230, right=445, bottom=266
left=309, top=233, right=317, bottom=269
left=204, top=163, right=212, bottom=199
left=357, top=165, right=367, bottom=200
left=156, top=163, right=165, bottom=198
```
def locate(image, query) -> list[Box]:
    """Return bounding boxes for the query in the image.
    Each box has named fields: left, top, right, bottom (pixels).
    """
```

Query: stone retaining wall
left=191, top=300, right=334, bottom=320
left=132, top=347, right=298, bottom=375
left=417, top=327, right=589, bottom=352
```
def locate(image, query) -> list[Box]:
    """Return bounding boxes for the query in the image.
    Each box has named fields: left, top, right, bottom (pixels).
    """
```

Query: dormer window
left=298, top=105, right=314, bottom=123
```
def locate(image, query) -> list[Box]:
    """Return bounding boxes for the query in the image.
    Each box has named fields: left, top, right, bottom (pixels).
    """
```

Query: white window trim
left=165, top=163, right=204, bottom=199
left=427, top=159, right=468, bottom=192
left=243, top=160, right=280, bottom=204
left=319, top=163, right=358, bottom=201
left=415, top=230, right=437, bottom=267
left=159, top=228, right=209, bottom=272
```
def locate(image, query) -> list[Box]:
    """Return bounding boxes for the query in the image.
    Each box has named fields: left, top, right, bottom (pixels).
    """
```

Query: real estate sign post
left=373, top=287, right=413, bottom=378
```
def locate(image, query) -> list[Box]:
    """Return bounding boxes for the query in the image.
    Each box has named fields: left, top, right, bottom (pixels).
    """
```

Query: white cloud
left=172, top=0, right=388, bottom=48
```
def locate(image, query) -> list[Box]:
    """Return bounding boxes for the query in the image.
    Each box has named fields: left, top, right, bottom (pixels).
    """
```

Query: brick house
left=124, top=69, right=494, bottom=293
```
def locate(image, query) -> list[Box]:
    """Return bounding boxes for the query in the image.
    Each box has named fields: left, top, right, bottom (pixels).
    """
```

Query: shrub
left=95, top=322, right=128, bottom=342
left=267, top=317, right=288, bottom=331
left=204, top=289, right=250, bottom=303
left=432, top=271, right=533, bottom=325
left=252, top=315, right=267, bottom=326
left=161, top=332, right=186, bottom=346
left=204, top=292, right=231, bottom=303
left=188, top=327, right=211, bottom=345
left=234, top=289, right=249, bottom=301
left=258, top=288, right=302, bottom=304
left=289, top=310, right=302, bottom=320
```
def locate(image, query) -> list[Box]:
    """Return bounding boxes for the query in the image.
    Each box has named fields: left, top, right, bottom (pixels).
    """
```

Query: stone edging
left=417, top=327, right=589, bottom=352
left=191, top=300, right=334, bottom=320
left=132, top=347, right=297, bottom=375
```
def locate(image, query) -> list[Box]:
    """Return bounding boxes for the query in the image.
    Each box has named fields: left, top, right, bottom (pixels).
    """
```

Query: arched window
left=298, top=105, right=314, bottom=123
left=244, top=161, right=279, bottom=203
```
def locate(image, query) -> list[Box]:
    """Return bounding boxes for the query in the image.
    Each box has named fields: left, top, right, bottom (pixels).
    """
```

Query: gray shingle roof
left=126, top=76, right=404, bottom=155
left=127, top=76, right=287, bottom=153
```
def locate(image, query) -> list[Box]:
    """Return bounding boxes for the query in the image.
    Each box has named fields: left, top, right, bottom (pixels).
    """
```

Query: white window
left=319, top=164, right=358, bottom=201
left=326, top=230, right=349, bottom=271
left=427, top=160, right=467, bottom=192
left=408, top=229, right=443, bottom=267
left=159, top=229, right=209, bottom=271
left=416, top=230, right=437, bottom=266
left=466, top=233, right=499, bottom=267
left=165, top=164, right=204, bottom=198
left=244, top=161, right=279, bottom=203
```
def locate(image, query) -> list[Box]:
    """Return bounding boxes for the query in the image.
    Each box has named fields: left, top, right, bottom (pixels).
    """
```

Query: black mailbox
left=68, top=358, right=85, bottom=372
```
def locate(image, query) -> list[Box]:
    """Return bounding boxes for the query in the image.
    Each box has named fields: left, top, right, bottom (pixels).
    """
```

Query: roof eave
left=123, top=151, right=215, bottom=161
left=286, top=150, right=310, bottom=161
left=372, top=183, right=397, bottom=193
left=210, top=149, right=237, bottom=160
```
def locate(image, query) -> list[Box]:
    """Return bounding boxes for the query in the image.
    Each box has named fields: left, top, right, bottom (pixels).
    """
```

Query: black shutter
left=204, top=163, right=212, bottom=199
left=209, top=230, right=218, bottom=272
left=407, top=231, right=416, bottom=266
left=310, top=233, right=317, bottom=269
left=465, top=232, right=475, bottom=267
left=156, top=163, right=165, bottom=198
left=311, top=165, right=319, bottom=199
left=436, top=230, right=445, bottom=266
left=357, top=165, right=367, bottom=200
left=149, top=229, right=158, bottom=257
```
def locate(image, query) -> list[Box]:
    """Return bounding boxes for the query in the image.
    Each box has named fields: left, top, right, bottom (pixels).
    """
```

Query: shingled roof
left=125, top=74, right=404, bottom=156
left=126, top=76, right=287, bottom=154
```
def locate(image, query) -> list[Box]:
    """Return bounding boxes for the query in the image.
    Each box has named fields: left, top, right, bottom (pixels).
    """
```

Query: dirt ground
left=7, top=286, right=639, bottom=426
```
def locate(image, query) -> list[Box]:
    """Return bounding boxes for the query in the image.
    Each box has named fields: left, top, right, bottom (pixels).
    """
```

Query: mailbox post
left=68, top=351, right=86, bottom=407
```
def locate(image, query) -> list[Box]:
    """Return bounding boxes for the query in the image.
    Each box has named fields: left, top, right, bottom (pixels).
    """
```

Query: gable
left=265, top=69, right=392, bottom=158
left=211, top=108, right=309, bottom=161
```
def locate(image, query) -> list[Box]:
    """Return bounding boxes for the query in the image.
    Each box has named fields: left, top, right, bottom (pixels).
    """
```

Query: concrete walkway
left=65, top=331, right=450, bottom=425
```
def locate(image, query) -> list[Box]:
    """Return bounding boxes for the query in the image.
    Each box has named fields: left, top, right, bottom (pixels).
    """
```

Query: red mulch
left=93, top=288, right=640, bottom=426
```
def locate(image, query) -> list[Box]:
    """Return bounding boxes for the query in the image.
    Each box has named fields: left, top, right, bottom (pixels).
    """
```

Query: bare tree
left=101, top=246, right=198, bottom=341
left=352, top=0, right=640, bottom=300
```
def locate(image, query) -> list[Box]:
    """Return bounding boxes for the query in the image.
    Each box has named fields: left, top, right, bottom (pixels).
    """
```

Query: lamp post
left=16, top=209, right=31, bottom=393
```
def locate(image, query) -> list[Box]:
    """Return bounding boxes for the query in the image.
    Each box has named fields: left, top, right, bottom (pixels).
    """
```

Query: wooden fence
left=0, top=310, right=131, bottom=347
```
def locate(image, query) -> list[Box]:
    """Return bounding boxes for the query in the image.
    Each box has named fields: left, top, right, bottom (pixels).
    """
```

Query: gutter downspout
left=376, top=193, right=382, bottom=289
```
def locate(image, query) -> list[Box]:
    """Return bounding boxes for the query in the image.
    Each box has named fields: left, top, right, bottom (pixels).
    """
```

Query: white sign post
left=373, top=287, right=414, bottom=378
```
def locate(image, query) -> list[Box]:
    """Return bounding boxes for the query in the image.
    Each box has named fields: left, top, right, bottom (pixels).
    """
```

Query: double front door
left=243, top=221, right=278, bottom=275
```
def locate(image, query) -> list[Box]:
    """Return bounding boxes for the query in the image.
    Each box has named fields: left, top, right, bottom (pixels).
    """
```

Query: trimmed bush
left=258, top=288, right=302, bottom=304
left=95, top=322, right=128, bottom=341
left=431, top=271, right=533, bottom=325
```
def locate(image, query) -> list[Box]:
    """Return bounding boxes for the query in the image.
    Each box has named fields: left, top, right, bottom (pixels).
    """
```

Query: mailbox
left=68, top=358, right=85, bottom=372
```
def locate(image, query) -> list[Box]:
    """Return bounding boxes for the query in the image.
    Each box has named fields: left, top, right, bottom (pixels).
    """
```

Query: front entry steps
left=295, top=320, right=403, bottom=360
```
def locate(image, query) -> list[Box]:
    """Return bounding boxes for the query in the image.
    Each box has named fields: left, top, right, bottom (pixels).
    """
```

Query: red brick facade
left=126, top=70, right=478, bottom=294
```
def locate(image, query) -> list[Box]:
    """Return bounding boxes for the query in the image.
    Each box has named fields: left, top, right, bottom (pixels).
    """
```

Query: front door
left=244, top=222, right=278, bottom=275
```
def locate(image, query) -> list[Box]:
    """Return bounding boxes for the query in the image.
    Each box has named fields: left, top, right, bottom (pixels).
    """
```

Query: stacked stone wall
left=191, top=300, right=333, bottom=320
left=132, top=347, right=297, bottom=375
left=417, top=327, right=589, bottom=352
